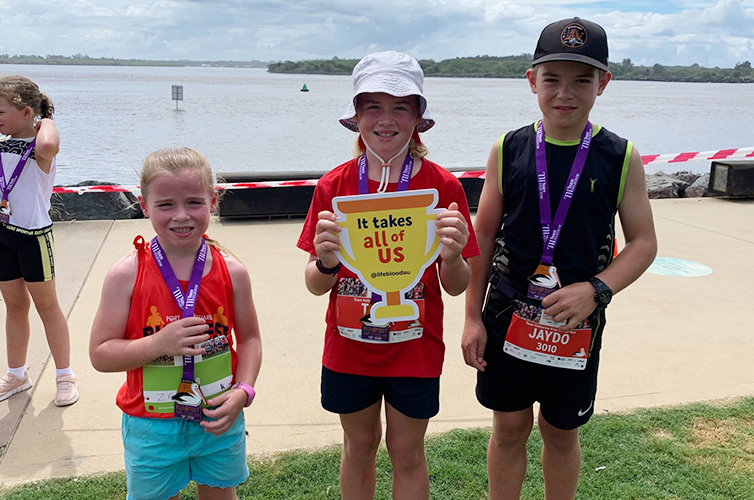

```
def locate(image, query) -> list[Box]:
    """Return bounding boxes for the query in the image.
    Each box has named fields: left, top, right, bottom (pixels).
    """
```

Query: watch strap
left=588, top=277, right=612, bottom=306
left=232, top=382, right=256, bottom=407
left=316, top=258, right=342, bottom=275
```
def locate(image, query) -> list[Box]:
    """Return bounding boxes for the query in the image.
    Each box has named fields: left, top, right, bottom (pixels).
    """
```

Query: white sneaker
left=0, top=370, right=33, bottom=402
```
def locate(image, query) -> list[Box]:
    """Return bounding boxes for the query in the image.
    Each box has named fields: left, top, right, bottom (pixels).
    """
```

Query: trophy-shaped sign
left=332, top=188, right=444, bottom=325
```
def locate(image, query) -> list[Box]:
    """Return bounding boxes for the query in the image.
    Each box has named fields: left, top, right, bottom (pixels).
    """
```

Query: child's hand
left=151, top=316, right=210, bottom=357
left=314, top=210, right=341, bottom=268
left=436, top=202, right=469, bottom=262
left=541, top=281, right=597, bottom=331
left=200, top=387, right=247, bottom=436
left=461, top=317, right=488, bottom=372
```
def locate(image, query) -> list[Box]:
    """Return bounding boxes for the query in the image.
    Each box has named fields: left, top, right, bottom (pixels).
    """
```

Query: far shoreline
left=2, top=56, right=752, bottom=84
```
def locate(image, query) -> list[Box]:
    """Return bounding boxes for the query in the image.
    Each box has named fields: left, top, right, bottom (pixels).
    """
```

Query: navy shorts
left=476, top=289, right=604, bottom=430
left=0, top=224, right=55, bottom=282
left=321, top=366, right=440, bottom=420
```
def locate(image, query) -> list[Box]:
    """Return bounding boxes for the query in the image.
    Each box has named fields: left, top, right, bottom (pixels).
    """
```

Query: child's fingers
left=317, top=210, right=337, bottom=221
left=199, top=416, right=232, bottom=436
left=204, top=391, right=231, bottom=409
left=315, top=220, right=341, bottom=238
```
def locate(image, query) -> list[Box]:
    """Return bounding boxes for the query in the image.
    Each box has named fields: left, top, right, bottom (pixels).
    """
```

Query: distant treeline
left=269, top=55, right=754, bottom=83
left=3, top=53, right=752, bottom=83
left=0, top=54, right=267, bottom=69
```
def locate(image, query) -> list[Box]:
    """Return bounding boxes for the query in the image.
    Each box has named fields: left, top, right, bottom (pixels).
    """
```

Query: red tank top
left=116, top=236, right=238, bottom=418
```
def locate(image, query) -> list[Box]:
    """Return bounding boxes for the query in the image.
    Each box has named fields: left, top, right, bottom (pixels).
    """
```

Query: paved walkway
left=0, top=197, right=753, bottom=486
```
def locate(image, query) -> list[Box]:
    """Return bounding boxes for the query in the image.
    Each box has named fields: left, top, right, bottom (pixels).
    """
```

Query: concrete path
left=0, top=197, right=752, bottom=486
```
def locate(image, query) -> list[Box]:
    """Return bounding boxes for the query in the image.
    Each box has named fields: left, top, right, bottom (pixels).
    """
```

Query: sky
left=2, top=0, right=753, bottom=68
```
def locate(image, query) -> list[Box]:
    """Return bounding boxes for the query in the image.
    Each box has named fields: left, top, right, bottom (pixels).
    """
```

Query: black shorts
left=321, top=366, right=440, bottom=420
left=476, top=289, right=604, bottom=430
left=0, top=224, right=55, bottom=283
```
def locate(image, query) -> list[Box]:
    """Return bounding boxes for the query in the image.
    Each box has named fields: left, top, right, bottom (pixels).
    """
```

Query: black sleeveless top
left=491, top=123, right=631, bottom=294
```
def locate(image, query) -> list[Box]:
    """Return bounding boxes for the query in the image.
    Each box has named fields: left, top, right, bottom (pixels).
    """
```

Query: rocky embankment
left=49, top=171, right=711, bottom=221
left=51, top=181, right=142, bottom=222
left=645, top=171, right=710, bottom=199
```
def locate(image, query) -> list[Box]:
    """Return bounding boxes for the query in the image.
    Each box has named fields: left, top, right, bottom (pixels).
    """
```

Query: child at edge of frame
left=89, top=147, right=262, bottom=500
left=297, top=51, right=480, bottom=499
left=0, top=75, right=79, bottom=407
left=461, top=17, right=658, bottom=500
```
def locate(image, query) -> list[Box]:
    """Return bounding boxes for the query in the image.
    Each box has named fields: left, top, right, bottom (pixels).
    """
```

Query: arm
left=89, top=253, right=210, bottom=373
left=202, top=256, right=263, bottom=435
left=437, top=201, right=471, bottom=296
left=304, top=210, right=342, bottom=296
left=541, top=147, right=658, bottom=329
left=461, top=141, right=505, bottom=371
left=33, top=118, right=60, bottom=174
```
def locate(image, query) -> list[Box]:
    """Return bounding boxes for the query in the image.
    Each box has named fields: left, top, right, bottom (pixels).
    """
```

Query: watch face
left=598, top=290, right=612, bottom=305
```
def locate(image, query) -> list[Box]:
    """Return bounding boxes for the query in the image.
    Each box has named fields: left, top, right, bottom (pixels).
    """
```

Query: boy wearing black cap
left=462, top=18, right=657, bottom=499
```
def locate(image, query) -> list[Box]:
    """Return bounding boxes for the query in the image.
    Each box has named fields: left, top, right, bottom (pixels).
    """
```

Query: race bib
left=503, top=299, right=592, bottom=370
left=335, top=277, right=424, bottom=344
left=143, top=334, right=232, bottom=414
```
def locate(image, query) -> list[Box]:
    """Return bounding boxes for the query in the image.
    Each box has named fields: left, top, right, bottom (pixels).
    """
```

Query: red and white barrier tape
left=52, top=146, right=754, bottom=196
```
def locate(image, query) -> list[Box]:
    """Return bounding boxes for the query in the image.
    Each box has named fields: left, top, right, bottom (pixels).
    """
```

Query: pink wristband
left=232, top=382, right=256, bottom=407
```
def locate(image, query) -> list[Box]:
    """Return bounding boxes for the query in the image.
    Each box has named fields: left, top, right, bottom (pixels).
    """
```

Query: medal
left=151, top=237, right=209, bottom=421
left=0, top=200, right=10, bottom=224
left=526, top=121, right=592, bottom=301
left=0, top=139, right=36, bottom=225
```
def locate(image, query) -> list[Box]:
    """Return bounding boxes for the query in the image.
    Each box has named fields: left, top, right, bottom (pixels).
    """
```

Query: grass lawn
left=1, top=397, right=752, bottom=499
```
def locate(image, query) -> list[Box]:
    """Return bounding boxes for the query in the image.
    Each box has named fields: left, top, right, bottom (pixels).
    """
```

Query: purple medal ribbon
left=357, top=151, right=413, bottom=195
left=0, top=139, right=36, bottom=205
left=150, top=237, right=208, bottom=417
left=357, top=152, right=414, bottom=305
left=535, top=121, right=592, bottom=265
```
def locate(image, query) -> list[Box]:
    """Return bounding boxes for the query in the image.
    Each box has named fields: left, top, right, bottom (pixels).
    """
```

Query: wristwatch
left=232, top=382, right=256, bottom=407
left=588, top=277, right=613, bottom=308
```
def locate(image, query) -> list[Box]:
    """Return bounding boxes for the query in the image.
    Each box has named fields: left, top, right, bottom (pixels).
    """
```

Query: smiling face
left=0, top=98, right=34, bottom=138
left=354, top=92, right=420, bottom=163
left=526, top=61, right=611, bottom=140
left=140, top=170, right=216, bottom=253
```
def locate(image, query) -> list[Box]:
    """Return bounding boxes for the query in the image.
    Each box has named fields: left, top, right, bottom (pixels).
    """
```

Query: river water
left=1, top=64, right=752, bottom=186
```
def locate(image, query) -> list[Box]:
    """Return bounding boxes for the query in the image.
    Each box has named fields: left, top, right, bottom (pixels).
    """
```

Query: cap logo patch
left=561, top=24, right=587, bottom=47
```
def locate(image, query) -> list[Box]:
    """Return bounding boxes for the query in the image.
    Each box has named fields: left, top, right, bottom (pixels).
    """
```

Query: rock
left=672, top=171, right=701, bottom=185
left=50, top=181, right=143, bottom=221
left=646, top=173, right=690, bottom=199
left=684, top=173, right=710, bottom=198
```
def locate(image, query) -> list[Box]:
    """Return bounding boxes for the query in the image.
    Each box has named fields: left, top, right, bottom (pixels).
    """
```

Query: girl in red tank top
left=90, top=148, right=262, bottom=500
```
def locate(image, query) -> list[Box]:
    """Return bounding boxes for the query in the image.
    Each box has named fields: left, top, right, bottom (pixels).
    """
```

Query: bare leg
left=0, top=279, right=32, bottom=369
left=384, top=403, right=430, bottom=500
left=488, top=408, right=534, bottom=500
left=25, top=280, right=70, bottom=369
left=339, top=401, right=383, bottom=500
left=538, top=410, right=580, bottom=500
left=197, top=484, right=237, bottom=500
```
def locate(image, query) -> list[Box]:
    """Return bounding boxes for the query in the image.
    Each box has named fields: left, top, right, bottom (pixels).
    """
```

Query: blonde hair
left=0, top=75, right=54, bottom=119
left=140, top=147, right=215, bottom=202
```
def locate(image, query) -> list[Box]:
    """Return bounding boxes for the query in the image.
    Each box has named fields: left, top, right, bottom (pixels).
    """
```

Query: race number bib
left=503, top=299, right=592, bottom=371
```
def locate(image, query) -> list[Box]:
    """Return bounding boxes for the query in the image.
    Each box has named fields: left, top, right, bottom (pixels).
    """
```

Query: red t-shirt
left=116, top=236, right=238, bottom=418
left=297, top=158, right=480, bottom=378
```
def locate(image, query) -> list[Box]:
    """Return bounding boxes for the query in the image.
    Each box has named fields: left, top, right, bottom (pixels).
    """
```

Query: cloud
left=0, top=0, right=750, bottom=67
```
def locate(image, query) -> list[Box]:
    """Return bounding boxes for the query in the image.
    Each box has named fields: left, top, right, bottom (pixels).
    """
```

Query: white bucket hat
left=339, top=51, right=435, bottom=133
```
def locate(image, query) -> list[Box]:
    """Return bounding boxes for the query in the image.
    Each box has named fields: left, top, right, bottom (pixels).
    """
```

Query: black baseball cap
left=532, top=17, right=609, bottom=72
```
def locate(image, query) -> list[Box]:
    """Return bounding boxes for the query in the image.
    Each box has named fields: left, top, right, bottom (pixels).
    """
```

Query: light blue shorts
left=122, top=412, right=248, bottom=500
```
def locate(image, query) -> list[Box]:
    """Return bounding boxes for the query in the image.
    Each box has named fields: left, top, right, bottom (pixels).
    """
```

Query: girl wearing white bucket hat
left=298, top=51, right=480, bottom=499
